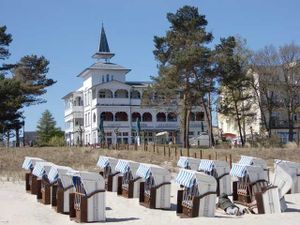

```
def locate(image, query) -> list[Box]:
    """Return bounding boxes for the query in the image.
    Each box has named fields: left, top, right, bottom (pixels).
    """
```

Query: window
left=106, top=74, right=109, bottom=82
left=142, top=112, right=152, bottom=122
left=102, top=75, right=105, bottom=83
left=115, top=112, right=128, bottom=121
left=93, top=113, right=96, bottom=123
left=167, top=112, right=177, bottom=122
left=100, top=112, right=113, bottom=121
left=115, top=89, right=129, bottom=98
left=132, top=112, right=141, bottom=122
left=111, top=75, right=114, bottom=81
left=195, top=112, right=205, bottom=121
left=98, top=89, right=113, bottom=98
left=188, top=131, right=194, bottom=135
left=156, top=112, right=166, bottom=122
left=92, top=89, right=96, bottom=99
left=123, top=132, right=129, bottom=136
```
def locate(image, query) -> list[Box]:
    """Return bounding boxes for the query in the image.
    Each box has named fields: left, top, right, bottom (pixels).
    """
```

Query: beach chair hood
left=48, top=165, right=74, bottom=185
left=198, top=160, right=230, bottom=177
left=115, top=159, right=140, bottom=178
left=136, top=163, right=170, bottom=185
left=177, top=157, right=202, bottom=170
left=175, top=169, right=217, bottom=194
left=97, top=156, right=118, bottom=173
left=230, top=163, right=267, bottom=182
left=239, top=155, right=267, bottom=169
left=70, top=171, right=105, bottom=196
left=22, top=157, right=44, bottom=170
left=32, top=161, right=55, bottom=178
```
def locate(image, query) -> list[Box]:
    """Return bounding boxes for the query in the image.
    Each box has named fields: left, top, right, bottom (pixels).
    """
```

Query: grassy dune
left=1, top=145, right=299, bottom=181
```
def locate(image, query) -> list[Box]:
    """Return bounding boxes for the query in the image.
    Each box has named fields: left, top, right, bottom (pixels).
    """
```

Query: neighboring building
left=62, top=25, right=208, bottom=146
left=218, top=70, right=300, bottom=144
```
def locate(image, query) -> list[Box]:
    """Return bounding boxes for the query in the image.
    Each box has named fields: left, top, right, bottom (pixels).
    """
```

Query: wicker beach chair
left=68, top=171, right=106, bottom=223
left=198, top=159, right=231, bottom=196
left=137, top=163, right=171, bottom=209
left=48, top=165, right=74, bottom=213
left=115, top=159, right=141, bottom=198
left=175, top=169, right=217, bottom=217
left=177, top=156, right=202, bottom=170
left=96, top=156, right=119, bottom=192
left=22, top=157, right=44, bottom=194
left=32, top=161, right=55, bottom=203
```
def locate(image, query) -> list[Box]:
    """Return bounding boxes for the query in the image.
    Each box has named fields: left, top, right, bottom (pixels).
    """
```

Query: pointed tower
left=92, top=24, right=115, bottom=62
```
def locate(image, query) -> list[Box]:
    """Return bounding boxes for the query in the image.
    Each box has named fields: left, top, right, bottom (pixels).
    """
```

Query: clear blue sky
left=1, top=0, right=300, bottom=131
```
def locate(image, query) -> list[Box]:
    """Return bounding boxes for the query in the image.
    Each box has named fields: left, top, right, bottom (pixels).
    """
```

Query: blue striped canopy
left=238, top=156, right=254, bottom=165
left=22, top=157, right=43, bottom=170
left=175, top=169, right=196, bottom=188
left=230, top=163, right=247, bottom=178
left=177, top=157, right=188, bottom=168
left=97, top=156, right=110, bottom=168
left=136, top=164, right=151, bottom=179
left=32, top=163, right=45, bottom=178
left=198, top=160, right=214, bottom=172
left=115, top=160, right=130, bottom=174
left=48, top=167, right=59, bottom=183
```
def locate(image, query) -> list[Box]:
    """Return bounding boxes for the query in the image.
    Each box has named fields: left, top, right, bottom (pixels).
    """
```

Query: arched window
left=156, top=112, right=166, bottom=122
left=130, top=90, right=141, bottom=99
left=142, top=112, right=152, bottom=122
left=189, top=112, right=195, bottom=121
left=115, top=112, right=128, bottom=121
left=98, top=89, right=113, bottom=98
left=195, top=112, right=205, bottom=121
left=100, top=112, right=113, bottom=121
left=115, top=89, right=129, bottom=98
left=167, top=112, right=177, bottom=122
left=131, top=112, right=141, bottom=122
left=93, top=113, right=96, bottom=123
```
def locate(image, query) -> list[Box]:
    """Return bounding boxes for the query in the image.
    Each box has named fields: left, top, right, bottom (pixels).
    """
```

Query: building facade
left=63, top=26, right=208, bottom=146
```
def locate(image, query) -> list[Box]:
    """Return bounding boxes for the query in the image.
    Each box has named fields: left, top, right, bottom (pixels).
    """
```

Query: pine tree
left=36, top=110, right=63, bottom=145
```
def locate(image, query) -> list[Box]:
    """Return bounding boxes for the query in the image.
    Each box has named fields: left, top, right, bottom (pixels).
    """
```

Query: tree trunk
left=288, top=115, right=294, bottom=142
left=15, top=127, right=20, bottom=147
left=202, top=96, right=212, bottom=148
left=186, top=110, right=190, bottom=157
left=234, top=101, right=244, bottom=146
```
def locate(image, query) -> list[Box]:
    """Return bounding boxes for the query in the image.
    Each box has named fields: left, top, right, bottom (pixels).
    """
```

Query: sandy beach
left=1, top=179, right=300, bottom=225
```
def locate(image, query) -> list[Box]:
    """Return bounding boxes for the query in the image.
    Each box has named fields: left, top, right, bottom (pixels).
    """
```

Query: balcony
left=64, top=105, right=84, bottom=116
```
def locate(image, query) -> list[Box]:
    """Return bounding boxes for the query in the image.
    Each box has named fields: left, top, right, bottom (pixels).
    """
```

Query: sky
left=1, top=0, right=300, bottom=131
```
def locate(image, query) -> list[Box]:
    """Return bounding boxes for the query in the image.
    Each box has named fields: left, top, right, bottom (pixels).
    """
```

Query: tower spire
left=92, top=23, right=115, bottom=62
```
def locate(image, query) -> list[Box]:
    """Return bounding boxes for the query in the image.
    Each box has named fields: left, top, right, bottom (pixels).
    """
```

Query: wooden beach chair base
left=51, top=184, right=57, bottom=208
left=117, top=176, right=139, bottom=199
left=41, top=180, right=51, bottom=205
left=25, top=173, right=31, bottom=192
left=30, top=175, right=39, bottom=195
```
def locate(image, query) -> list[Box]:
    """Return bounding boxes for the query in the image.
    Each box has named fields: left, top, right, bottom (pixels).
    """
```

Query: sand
left=0, top=180, right=300, bottom=225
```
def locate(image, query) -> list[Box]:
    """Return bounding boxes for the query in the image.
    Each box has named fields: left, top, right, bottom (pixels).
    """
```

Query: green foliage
left=0, top=25, right=12, bottom=61
left=48, top=135, right=65, bottom=147
left=36, top=110, right=64, bottom=146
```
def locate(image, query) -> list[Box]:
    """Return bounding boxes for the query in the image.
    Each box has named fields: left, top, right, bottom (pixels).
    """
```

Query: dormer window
left=106, top=74, right=109, bottom=82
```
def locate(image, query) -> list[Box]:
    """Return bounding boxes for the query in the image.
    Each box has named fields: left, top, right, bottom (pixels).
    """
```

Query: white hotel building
left=63, top=26, right=207, bottom=146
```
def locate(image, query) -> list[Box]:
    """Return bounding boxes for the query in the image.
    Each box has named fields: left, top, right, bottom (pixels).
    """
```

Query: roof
left=177, top=157, right=202, bottom=169
left=136, top=163, right=169, bottom=179
left=230, top=163, right=267, bottom=182
left=77, top=62, right=131, bottom=77
left=99, top=25, right=110, bottom=53
left=96, top=156, right=118, bottom=171
left=32, top=161, right=55, bottom=178
left=115, top=159, right=140, bottom=176
left=48, top=165, right=73, bottom=184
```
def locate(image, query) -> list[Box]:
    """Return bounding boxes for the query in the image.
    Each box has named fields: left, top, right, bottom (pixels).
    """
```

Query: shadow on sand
left=106, top=217, right=140, bottom=223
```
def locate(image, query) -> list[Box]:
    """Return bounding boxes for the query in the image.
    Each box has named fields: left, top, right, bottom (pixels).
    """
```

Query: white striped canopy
left=48, top=165, right=73, bottom=184
left=136, top=164, right=151, bottom=179
left=175, top=169, right=197, bottom=188
left=22, top=157, right=44, bottom=170
left=198, top=160, right=214, bottom=172
left=238, top=156, right=254, bottom=165
left=115, top=160, right=130, bottom=174
left=177, top=157, right=189, bottom=168
left=230, top=163, right=247, bottom=178
left=32, top=162, right=54, bottom=178
left=97, top=156, right=110, bottom=168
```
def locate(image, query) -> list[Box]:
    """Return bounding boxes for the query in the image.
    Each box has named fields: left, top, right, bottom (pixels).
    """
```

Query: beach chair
left=115, top=159, right=141, bottom=198
left=68, top=171, right=106, bottom=223
left=96, top=156, right=119, bottom=192
left=274, top=159, right=300, bottom=193
left=48, top=165, right=74, bottom=213
left=32, top=161, right=55, bottom=204
left=137, top=163, right=171, bottom=209
left=177, top=156, right=202, bottom=170
left=198, top=160, right=231, bottom=196
left=230, top=163, right=281, bottom=214
left=22, top=157, right=44, bottom=194
left=238, top=155, right=269, bottom=180
left=175, top=169, right=217, bottom=217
